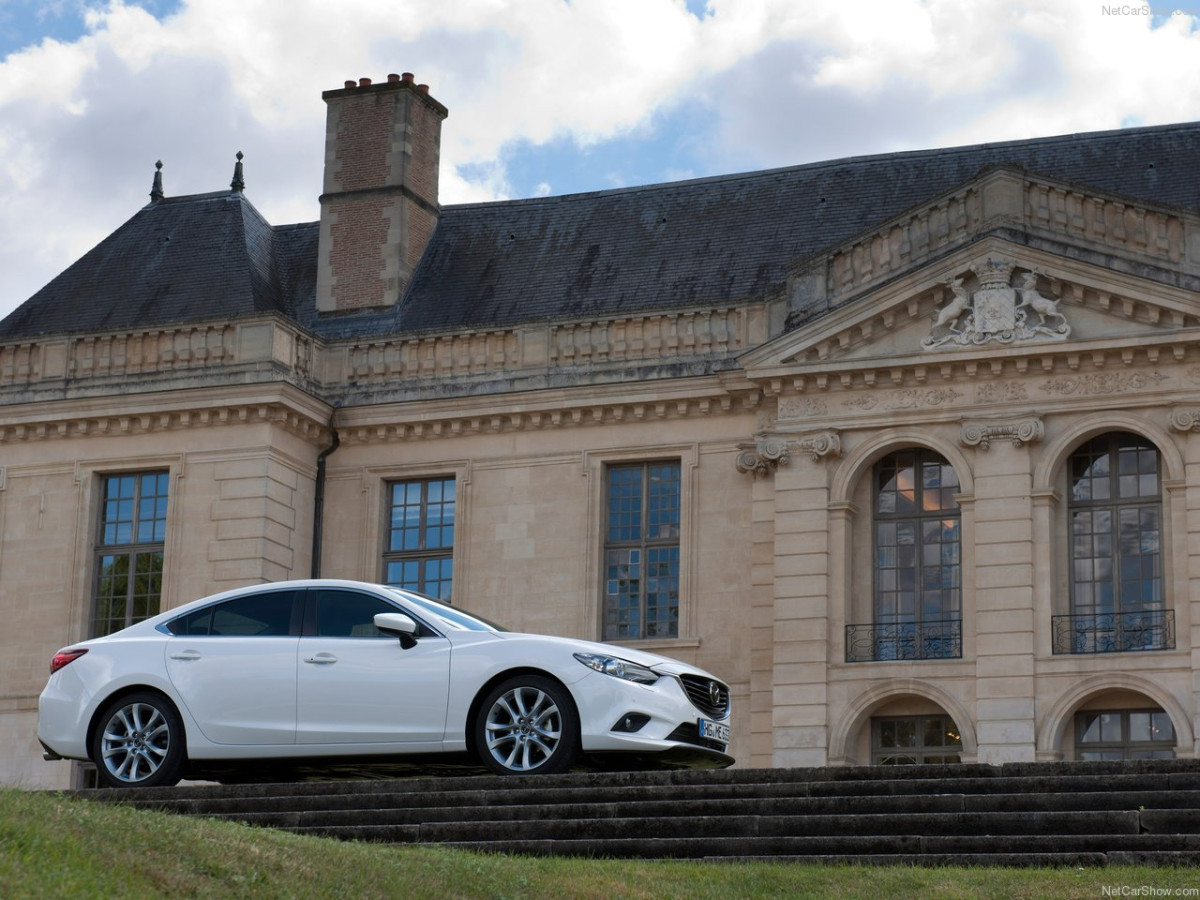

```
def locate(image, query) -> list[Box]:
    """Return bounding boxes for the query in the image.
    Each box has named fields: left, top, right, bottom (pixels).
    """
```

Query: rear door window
left=167, top=590, right=299, bottom=636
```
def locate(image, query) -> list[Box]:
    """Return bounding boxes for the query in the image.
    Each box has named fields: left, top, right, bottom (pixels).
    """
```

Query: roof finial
left=150, top=160, right=164, bottom=203
left=230, top=151, right=245, bottom=192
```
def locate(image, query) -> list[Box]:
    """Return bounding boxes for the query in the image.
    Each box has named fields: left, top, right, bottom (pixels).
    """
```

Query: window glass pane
left=872, top=716, right=961, bottom=765
left=604, top=548, right=642, bottom=640
left=314, top=589, right=392, bottom=638
left=1129, top=712, right=1152, bottom=743
left=1067, top=434, right=1163, bottom=633
left=607, top=467, right=643, bottom=542
left=872, top=450, right=960, bottom=647
left=210, top=591, right=294, bottom=637
left=384, top=477, right=456, bottom=601
left=423, top=557, right=454, bottom=602
left=168, top=607, right=213, bottom=636
left=93, top=472, right=169, bottom=637
left=603, top=462, right=681, bottom=641
left=647, top=464, right=681, bottom=540
left=1076, top=708, right=1174, bottom=760
left=1151, top=712, right=1175, bottom=743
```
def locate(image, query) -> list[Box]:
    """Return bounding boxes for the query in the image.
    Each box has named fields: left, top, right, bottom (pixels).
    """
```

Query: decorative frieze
left=844, top=387, right=964, bottom=411
left=1039, top=371, right=1169, bottom=397
left=960, top=417, right=1044, bottom=449
left=735, top=431, right=841, bottom=477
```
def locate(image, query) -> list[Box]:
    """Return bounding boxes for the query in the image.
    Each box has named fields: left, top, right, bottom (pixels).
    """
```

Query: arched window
left=1056, top=432, right=1170, bottom=654
left=847, top=449, right=962, bottom=661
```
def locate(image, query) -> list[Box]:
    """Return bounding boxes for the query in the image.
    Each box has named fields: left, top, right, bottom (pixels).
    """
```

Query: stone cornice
left=752, top=329, right=1200, bottom=399
left=0, top=401, right=329, bottom=444
left=336, top=377, right=764, bottom=445
left=0, top=384, right=332, bottom=445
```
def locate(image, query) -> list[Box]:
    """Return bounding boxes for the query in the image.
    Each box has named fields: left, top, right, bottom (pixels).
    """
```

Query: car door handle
left=304, top=653, right=338, bottom=665
left=169, top=650, right=201, bottom=661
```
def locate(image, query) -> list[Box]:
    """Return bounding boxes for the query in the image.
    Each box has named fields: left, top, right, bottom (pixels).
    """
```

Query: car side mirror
left=374, top=612, right=419, bottom=649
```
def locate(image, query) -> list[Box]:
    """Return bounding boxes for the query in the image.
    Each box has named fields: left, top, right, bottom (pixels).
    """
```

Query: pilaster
left=969, top=438, right=1037, bottom=763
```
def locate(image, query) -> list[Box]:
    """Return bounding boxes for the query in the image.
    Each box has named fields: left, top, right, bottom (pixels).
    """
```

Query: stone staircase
left=80, top=759, right=1200, bottom=866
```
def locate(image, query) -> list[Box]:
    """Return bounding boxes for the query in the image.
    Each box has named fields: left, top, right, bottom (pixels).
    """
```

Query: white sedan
left=38, top=579, right=733, bottom=787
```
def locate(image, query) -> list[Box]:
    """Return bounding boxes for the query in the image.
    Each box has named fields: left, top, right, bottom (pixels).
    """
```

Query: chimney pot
left=344, top=80, right=355, bottom=89
left=387, top=73, right=400, bottom=83
left=417, top=84, right=429, bottom=94
left=401, top=72, right=414, bottom=83
left=358, top=77, right=372, bottom=87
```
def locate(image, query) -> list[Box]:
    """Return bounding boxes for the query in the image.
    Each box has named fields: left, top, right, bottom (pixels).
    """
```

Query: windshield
left=382, top=587, right=508, bottom=633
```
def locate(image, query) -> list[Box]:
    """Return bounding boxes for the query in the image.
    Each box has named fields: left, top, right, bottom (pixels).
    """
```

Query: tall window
left=603, top=461, right=681, bottom=641
left=870, top=449, right=961, bottom=660
left=92, top=472, right=169, bottom=637
left=384, top=477, right=455, bottom=601
left=1063, top=432, right=1166, bottom=653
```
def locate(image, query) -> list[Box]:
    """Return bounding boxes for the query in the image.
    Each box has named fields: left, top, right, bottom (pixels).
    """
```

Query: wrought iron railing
left=1051, top=609, right=1175, bottom=655
left=845, top=618, right=963, bottom=662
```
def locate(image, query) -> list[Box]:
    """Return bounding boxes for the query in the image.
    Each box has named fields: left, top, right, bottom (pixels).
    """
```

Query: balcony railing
left=1052, top=609, right=1175, bottom=655
left=845, top=618, right=963, bottom=663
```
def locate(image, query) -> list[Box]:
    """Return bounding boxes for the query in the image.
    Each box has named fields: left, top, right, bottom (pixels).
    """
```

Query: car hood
left=494, top=631, right=722, bottom=680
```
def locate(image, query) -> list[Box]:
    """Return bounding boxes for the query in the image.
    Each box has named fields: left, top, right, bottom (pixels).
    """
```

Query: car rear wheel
left=476, top=675, right=579, bottom=775
left=91, top=692, right=186, bottom=788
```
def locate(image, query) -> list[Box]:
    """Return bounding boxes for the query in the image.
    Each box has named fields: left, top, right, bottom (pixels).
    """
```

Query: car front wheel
left=91, top=692, right=186, bottom=788
left=476, top=675, right=579, bottom=775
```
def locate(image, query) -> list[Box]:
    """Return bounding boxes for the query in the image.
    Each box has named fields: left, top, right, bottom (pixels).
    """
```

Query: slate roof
left=5, top=121, right=1200, bottom=342
left=0, top=191, right=290, bottom=339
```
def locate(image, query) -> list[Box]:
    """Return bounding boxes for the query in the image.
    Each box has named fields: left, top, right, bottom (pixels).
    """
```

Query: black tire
left=475, top=675, right=579, bottom=775
left=91, top=691, right=186, bottom=788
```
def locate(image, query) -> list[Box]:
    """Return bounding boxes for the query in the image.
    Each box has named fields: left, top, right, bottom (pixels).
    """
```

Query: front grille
left=678, top=674, right=729, bottom=719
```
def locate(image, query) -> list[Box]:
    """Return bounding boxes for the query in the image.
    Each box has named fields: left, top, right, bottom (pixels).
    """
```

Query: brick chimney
left=316, top=73, right=449, bottom=312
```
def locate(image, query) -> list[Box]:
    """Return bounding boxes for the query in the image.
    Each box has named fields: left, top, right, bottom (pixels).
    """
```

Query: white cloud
left=1, top=0, right=1199, bottom=319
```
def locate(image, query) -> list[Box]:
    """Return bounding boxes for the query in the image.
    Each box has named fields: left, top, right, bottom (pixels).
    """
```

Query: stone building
left=4, top=72, right=1200, bottom=788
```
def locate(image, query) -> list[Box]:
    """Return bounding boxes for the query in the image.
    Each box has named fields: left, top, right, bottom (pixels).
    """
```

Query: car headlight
left=573, top=652, right=660, bottom=685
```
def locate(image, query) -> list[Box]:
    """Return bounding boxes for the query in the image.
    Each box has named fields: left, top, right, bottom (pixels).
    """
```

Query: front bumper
left=572, top=669, right=732, bottom=762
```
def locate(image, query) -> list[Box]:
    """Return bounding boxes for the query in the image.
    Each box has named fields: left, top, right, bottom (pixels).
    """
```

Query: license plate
left=698, top=718, right=730, bottom=744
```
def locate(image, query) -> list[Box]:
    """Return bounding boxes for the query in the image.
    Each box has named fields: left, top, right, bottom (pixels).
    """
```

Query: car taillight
left=50, top=649, right=88, bottom=674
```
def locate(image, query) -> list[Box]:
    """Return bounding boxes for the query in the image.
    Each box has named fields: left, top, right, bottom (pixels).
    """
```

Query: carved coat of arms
left=922, top=259, right=1070, bottom=349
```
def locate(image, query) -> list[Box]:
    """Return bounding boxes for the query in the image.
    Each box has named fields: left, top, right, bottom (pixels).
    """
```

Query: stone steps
left=76, top=759, right=1200, bottom=866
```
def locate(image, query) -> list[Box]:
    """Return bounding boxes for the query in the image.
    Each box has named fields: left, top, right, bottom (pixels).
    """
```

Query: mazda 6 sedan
left=38, top=579, right=733, bottom=788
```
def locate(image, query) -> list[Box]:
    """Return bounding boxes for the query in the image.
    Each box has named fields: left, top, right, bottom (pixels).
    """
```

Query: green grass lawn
left=2, top=786, right=1198, bottom=899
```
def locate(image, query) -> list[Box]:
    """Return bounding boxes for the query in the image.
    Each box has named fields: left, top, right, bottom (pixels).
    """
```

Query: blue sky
left=2, top=0, right=1200, bottom=318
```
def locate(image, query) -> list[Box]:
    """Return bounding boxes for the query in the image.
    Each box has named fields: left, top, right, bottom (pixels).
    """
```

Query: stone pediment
left=743, top=239, right=1200, bottom=385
